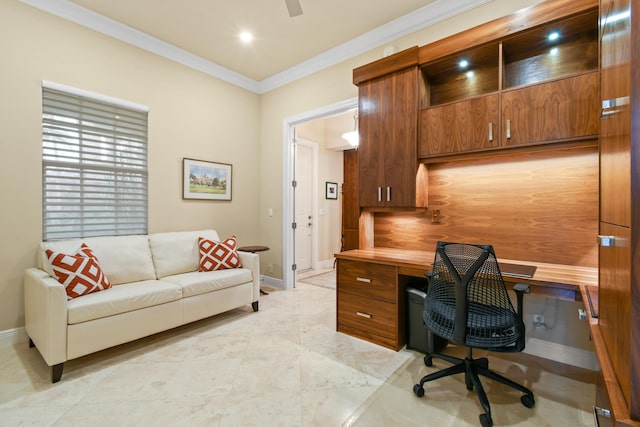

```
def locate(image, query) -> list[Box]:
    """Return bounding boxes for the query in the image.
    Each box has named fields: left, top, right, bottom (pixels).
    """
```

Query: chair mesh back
left=423, top=242, right=521, bottom=349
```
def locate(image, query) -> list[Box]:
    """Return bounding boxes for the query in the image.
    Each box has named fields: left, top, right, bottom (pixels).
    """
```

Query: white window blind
left=42, top=84, right=148, bottom=241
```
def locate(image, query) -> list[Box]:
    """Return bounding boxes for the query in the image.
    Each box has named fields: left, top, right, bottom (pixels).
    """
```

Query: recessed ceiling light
left=239, top=31, right=253, bottom=43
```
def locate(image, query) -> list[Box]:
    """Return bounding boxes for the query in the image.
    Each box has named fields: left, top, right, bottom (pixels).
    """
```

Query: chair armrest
left=24, top=268, right=68, bottom=366
left=238, top=251, right=260, bottom=301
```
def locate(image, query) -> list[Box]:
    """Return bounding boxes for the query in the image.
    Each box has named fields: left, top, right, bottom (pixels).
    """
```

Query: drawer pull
left=356, top=277, right=372, bottom=283
left=356, top=311, right=372, bottom=319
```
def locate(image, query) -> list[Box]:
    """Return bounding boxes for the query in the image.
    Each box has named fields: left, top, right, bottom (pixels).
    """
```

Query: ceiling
left=21, top=0, right=491, bottom=93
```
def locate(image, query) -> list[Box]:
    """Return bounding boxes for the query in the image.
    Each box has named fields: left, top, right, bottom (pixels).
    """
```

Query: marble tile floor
left=0, top=281, right=595, bottom=426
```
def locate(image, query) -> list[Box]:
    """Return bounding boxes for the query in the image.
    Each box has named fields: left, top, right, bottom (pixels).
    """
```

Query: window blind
left=42, top=85, right=148, bottom=241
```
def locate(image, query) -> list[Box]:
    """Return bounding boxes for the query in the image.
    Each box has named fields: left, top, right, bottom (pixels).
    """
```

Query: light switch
left=268, top=208, right=273, bottom=217
left=319, top=209, right=326, bottom=216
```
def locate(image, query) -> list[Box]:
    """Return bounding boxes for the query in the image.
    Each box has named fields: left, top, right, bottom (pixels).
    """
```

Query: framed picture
left=183, top=158, right=232, bottom=201
left=325, top=182, right=338, bottom=200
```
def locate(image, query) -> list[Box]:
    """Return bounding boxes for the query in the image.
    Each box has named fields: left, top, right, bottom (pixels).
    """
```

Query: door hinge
left=292, top=222, right=297, bottom=229
left=292, top=263, right=297, bottom=271
left=292, top=180, right=297, bottom=188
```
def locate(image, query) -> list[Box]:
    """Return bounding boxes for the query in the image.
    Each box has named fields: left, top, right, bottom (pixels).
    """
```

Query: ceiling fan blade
left=284, top=0, right=303, bottom=17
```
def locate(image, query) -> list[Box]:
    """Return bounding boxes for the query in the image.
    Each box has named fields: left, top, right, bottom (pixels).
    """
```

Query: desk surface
left=335, top=248, right=598, bottom=301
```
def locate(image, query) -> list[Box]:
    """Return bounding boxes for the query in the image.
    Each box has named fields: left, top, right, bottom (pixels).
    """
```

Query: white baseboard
left=260, top=275, right=284, bottom=289
left=0, top=326, right=27, bottom=348
left=524, top=337, right=597, bottom=371
left=317, top=259, right=336, bottom=270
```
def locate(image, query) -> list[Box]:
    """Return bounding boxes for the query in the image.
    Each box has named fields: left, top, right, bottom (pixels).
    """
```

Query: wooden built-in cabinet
left=418, top=4, right=600, bottom=159
left=593, top=0, right=640, bottom=424
left=353, top=47, right=427, bottom=209
left=336, top=259, right=405, bottom=350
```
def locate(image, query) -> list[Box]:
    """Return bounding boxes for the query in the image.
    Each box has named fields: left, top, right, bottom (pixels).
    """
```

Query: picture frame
left=182, top=158, right=232, bottom=201
left=325, top=182, right=338, bottom=200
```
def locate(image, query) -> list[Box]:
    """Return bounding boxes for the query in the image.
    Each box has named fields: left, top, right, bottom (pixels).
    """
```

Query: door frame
left=282, top=97, right=357, bottom=290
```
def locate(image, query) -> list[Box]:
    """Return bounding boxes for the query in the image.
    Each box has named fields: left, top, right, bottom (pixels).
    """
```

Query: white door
left=295, top=143, right=314, bottom=272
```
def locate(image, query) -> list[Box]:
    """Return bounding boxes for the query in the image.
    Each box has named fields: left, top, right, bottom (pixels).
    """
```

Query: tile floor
left=0, top=273, right=595, bottom=426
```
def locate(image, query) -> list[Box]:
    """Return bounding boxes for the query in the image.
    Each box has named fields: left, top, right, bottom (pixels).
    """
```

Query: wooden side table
left=238, top=245, right=270, bottom=295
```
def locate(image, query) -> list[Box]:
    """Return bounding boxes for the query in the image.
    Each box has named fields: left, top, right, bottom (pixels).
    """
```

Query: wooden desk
left=336, top=248, right=597, bottom=301
left=334, top=248, right=598, bottom=351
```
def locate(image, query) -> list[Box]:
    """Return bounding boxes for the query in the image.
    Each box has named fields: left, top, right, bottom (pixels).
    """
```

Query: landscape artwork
left=183, top=158, right=232, bottom=201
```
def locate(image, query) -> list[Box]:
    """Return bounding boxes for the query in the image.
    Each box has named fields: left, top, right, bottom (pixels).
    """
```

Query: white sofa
left=24, top=229, right=260, bottom=383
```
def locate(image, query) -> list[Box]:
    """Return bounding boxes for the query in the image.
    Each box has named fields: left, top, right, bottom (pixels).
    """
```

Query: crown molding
left=20, top=0, right=490, bottom=95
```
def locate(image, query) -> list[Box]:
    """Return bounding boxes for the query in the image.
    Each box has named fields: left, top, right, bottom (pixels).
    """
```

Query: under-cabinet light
left=458, top=59, right=469, bottom=68
left=548, top=31, right=560, bottom=41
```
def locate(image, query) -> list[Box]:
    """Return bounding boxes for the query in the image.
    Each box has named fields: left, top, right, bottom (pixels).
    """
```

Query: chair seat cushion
left=425, top=300, right=518, bottom=347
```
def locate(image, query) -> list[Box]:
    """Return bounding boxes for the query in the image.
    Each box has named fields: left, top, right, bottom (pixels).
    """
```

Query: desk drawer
left=338, top=260, right=396, bottom=301
left=337, top=291, right=396, bottom=340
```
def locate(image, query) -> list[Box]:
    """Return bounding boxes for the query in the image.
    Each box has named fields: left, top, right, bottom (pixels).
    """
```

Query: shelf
left=502, top=9, right=598, bottom=89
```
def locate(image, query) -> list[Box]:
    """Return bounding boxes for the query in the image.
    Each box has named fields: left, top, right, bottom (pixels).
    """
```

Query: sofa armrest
left=238, top=251, right=260, bottom=301
left=24, top=268, right=68, bottom=366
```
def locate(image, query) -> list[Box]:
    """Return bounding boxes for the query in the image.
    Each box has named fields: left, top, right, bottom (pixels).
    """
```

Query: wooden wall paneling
left=374, top=147, right=599, bottom=267
left=342, top=149, right=359, bottom=251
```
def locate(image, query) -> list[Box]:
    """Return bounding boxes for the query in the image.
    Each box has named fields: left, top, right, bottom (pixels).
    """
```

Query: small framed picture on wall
left=325, top=182, right=338, bottom=200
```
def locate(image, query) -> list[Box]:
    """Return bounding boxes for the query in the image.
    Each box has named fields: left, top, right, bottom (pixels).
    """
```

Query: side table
left=238, top=245, right=270, bottom=295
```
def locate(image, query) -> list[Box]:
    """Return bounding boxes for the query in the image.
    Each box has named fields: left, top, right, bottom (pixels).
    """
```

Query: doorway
left=282, top=98, right=358, bottom=290
left=294, top=140, right=317, bottom=273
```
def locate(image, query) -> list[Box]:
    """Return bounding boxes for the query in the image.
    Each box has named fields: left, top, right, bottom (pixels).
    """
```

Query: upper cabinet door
left=420, top=94, right=500, bottom=157
left=500, top=72, right=600, bottom=147
left=358, top=66, right=418, bottom=207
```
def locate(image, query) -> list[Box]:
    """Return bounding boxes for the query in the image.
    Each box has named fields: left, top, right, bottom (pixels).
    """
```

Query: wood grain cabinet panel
left=501, top=72, right=599, bottom=147
left=357, top=56, right=418, bottom=207
left=336, top=259, right=404, bottom=350
left=420, top=94, right=500, bottom=157
left=337, top=260, right=396, bottom=302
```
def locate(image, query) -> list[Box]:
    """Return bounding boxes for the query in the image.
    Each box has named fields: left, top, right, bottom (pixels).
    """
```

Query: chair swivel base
left=412, top=348, right=535, bottom=427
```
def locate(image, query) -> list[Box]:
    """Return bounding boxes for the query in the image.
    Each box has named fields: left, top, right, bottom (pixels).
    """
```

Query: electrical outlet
left=267, top=264, right=273, bottom=273
left=532, top=314, right=547, bottom=329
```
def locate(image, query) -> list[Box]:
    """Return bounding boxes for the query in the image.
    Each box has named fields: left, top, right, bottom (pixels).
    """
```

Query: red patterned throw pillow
left=46, top=243, right=112, bottom=299
left=199, top=236, right=242, bottom=271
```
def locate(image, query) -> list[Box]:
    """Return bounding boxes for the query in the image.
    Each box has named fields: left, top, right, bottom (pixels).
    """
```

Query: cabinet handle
left=356, top=311, right=372, bottom=319
left=377, top=187, right=382, bottom=202
left=488, top=122, right=493, bottom=142
left=356, top=277, right=372, bottom=283
left=506, top=120, right=511, bottom=140
left=597, top=235, right=615, bottom=247
left=386, top=186, right=391, bottom=202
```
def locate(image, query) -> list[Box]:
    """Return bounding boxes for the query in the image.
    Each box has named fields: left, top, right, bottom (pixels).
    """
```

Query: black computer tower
left=406, top=287, right=448, bottom=353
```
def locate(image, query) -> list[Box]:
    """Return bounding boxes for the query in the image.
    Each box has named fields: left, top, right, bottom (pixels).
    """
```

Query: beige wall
left=0, top=0, right=541, bottom=333
left=0, top=1, right=260, bottom=332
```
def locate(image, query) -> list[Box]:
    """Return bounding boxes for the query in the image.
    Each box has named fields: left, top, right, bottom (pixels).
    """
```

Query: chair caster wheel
left=479, top=413, right=493, bottom=427
left=424, top=355, right=433, bottom=367
left=521, top=394, right=535, bottom=408
left=413, top=384, right=425, bottom=397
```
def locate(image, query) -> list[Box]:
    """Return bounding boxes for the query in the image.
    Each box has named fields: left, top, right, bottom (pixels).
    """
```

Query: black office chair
left=412, top=242, right=534, bottom=427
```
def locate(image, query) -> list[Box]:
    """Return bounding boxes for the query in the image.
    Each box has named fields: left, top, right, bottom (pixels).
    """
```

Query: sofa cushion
left=46, top=244, right=112, bottom=299
left=199, top=236, right=242, bottom=271
left=149, top=229, right=220, bottom=279
left=67, top=280, right=182, bottom=324
left=40, top=235, right=156, bottom=286
left=161, top=268, right=252, bottom=298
